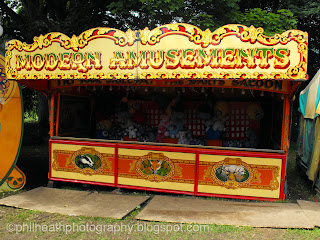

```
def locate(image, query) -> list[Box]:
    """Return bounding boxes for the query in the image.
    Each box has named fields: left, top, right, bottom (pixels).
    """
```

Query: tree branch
left=0, top=0, right=24, bottom=24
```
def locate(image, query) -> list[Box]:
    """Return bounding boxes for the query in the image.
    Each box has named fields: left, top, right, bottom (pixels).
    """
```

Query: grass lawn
left=1, top=196, right=320, bottom=240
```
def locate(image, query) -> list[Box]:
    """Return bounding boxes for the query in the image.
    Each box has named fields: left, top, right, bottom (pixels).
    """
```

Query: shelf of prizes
left=5, top=23, right=309, bottom=200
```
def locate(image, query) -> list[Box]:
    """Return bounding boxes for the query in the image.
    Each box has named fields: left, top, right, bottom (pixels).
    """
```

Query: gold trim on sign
left=6, top=24, right=308, bottom=80
left=52, top=148, right=113, bottom=176
left=201, top=157, right=279, bottom=191
left=125, top=152, right=186, bottom=182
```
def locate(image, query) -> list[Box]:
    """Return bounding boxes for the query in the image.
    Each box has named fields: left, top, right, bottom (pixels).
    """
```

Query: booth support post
left=281, top=94, right=291, bottom=151
left=49, top=92, right=55, bottom=137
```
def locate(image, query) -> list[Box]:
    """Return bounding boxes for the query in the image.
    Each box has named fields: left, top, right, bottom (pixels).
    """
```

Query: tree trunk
left=37, top=91, right=50, bottom=142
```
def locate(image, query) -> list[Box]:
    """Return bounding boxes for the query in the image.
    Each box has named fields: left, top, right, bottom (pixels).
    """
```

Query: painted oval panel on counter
left=0, top=54, right=25, bottom=191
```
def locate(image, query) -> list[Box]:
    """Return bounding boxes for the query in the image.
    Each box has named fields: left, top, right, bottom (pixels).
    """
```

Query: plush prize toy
left=155, top=115, right=171, bottom=143
left=96, top=130, right=109, bottom=139
left=120, top=119, right=133, bottom=131
left=129, top=100, right=146, bottom=124
left=177, top=130, right=190, bottom=145
left=212, top=118, right=225, bottom=131
left=198, top=101, right=212, bottom=121
left=127, top=124, right=138, bottom=139
left=205, top=118, right=224, bottom=140
left=205, top=101, right=229, bottom=140
left=165, top=123, right=180, bottom=138
left=165, top=94, right=182, bottom=118
left=116, top=111, right=131, bottom=127
left=166, top=100, right=175, bottom=118
left=245, top=128, right=259, bottom=147
left=96, top=119, right=112, bottom=139
left=247, top=103, right=264, bottom=120
left=205, top=118, right=215, bottom=139
left=108, top=125, right=124, bottom=140
left=170, top=111, right=185, bottom=132
left=120, top=97, right=145, bottom=124
left=96, top=119, right=112, bottom=131
left=127, top=99, right=139, bottom=115
left=213, top=101, right=229, bottom=121
left=164, top=111, right=185, bottom=139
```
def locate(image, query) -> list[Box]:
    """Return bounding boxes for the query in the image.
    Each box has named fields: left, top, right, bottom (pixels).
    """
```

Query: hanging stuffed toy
left=96, top=119, right=112, bottom=139
left=206, top=101, right=229, bottom=140
left=247, top=103, right=264, bottom=120
left=164, top=94, right=185, bottom=139
left=127, top=99, right=139, bottom=115
left=126, top=124, right=138, bottom=139
left=96, top=119, right=112, bottom=131
left=177, top=130, right=190, bottom=145
left=213, top=101, right=229, bottom=121
left=245, top=128, right=259, bottom=147
left=127, top=99, right=146, bottom=124
left=198, top=95, right=212, bottom=121
left=165, top=123, right=180, bottom=138
left=170, top=111, right=185, bottom=132
left=155, top=115, right=171, bottom=143
left=205, top=118, right=216, bottom=140
left=119, top=97, right=146, bottom=124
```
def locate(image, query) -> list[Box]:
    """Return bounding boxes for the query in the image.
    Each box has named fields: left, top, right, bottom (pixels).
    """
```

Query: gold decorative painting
left=6, top=24, right=308, bottom=81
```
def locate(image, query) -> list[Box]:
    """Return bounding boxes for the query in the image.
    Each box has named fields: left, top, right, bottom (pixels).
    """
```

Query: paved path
left=0, top=187, right=319, bottom=229
left=0, top=187, right=149, bottom=219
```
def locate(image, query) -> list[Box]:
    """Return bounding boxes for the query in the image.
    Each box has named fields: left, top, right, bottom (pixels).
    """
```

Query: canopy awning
left=300, top=69, right=320, bottom=119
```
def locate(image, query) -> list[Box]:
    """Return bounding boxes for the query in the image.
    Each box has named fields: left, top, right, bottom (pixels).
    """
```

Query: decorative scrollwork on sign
left=271, top=166, right=280, bottom=190
left=8, top=23, right=306, bottom=52
left=239, top=25, right=264, bottom=44
left=5, top=23, right=308, bottom=51
left=287, top=43, right=308, bottom=79
left=130, top=152, right=182, bottom=182
left=53, top=148, right=112, bottom=176
left=0, top=55, right=16, bottom=105
left=8, top=71, right=304, bottom=81
left=10, top=71, right=302, bottom=81
left=211, top=158, right=255, bottom=189
left=214, top=24, right=308, bottom=46
left=201, top=158, right=280, bottom=191
left=5, top=23, right=308, bottom=81
left=138, top=23, right=308, bottom=47
left=6, top=27, right=137, bottom=52
left=139, top=23, right=211, bottom=47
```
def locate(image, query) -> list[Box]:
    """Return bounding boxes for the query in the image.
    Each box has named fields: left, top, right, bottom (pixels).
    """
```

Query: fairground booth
left=5, top=24, right=308, bottom=200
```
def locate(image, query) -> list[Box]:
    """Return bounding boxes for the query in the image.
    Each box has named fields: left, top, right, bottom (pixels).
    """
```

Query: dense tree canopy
left=0, top=0, right=318, bottom=140
left=239, top=0, right=319, bottom=77
left=0, top=0, right=319, bottom=75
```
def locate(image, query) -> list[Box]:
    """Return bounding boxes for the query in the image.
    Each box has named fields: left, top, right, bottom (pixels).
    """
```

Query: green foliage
left=237, top=8, right=297, bottom=36
left=22, top=87, right=38, bottom=122
left=287, top=227, right=320, bottom=239
left=0, top=0, right=310, bottom=39
left=139, top=0, right=185, bottom=13
left=237, top=0, right=319, bottom=79
left=287, top=0, right=320, bottom=18
left=189, top=0, right=241, bottom=30
left=0, top=0, right=318, bottom=80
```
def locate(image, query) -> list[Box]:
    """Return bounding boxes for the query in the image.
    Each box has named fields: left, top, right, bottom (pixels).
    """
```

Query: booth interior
left=54, top=83, right=285, bottom=151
